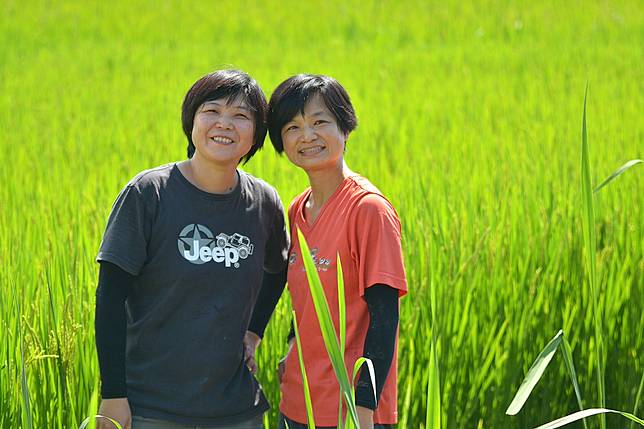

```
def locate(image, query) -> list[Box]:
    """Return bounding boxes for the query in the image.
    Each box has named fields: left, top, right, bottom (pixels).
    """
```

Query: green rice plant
left=1, top=1, right=642, bottom=427
left=292, top=309, right=316, bottom=429
left=533, top=409, right=644, bottom=429
left=425, top=277, right=441, bottom=429
left=580, top=85, right=606, bottom=429
left=593, top=160, right=642, bottom=194
left=78, top=414, right=122, bottom=429
left=296, top=229, right=377, bottom=428
left=505, top=330, right=587, bottom=428
left=505, top=87, right=643, bottom=428
left=632, top=374, right=644, bottom=429
left=14, top=283, right=33, bottom=429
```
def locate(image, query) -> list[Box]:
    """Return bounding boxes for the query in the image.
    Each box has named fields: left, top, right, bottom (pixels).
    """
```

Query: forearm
left=95, top=262, right=133, bottom=398
left=355, top=284, right=399, bottom=410
left=247, top=268, right=287, bottom=338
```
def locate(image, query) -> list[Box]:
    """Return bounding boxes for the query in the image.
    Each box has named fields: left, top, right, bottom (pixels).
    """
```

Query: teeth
left=211, top=136, right=234, bottom=144
left=299, top=146, right=324, bottom=155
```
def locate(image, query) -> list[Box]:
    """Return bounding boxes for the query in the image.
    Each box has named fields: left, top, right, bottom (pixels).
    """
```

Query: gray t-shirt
left=96, top=163, right=289, bottom=426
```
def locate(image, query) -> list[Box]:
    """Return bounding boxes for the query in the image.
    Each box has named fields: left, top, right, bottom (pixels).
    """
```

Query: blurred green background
left=0, top=1, right=642, bottom=427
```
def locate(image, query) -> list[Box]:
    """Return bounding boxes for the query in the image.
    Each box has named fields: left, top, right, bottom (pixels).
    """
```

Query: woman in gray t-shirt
left=95, top=70, right=289, bottom=429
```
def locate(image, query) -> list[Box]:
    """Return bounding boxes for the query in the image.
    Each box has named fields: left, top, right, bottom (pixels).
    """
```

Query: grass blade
left=338, top=254, right=346, bottom=355
left=78, top=415, right=123, bottom=429
left=580, top=83, right=606, bottom=429
left=533, top=408, right=644, bottom=429
left=337, top=254, right=346, bottom=428
left=593, top=159, right=643, bottom=193
left=426, top=272, right=442, bottom=429
left=292, top=310, right=316, bottom=429
left=352, top=356, right=376, bottom=405
left=560, top=335, right=587, bottom=429
left=506, top=330, right=563, bottom=415
left=14, top=284, right=33, bottom=429
left=631, top=372, right=644, bottom=429
left=426, top=334, right=441, bottom=429
left=297, top=229, right=360, bottom=426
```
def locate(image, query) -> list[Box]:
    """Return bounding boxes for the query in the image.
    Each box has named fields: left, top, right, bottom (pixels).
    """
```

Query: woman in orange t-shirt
left=266, top=75, right=407, bottom=429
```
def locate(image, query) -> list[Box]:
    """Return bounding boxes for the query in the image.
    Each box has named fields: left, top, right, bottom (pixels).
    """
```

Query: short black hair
left=181, top=69, right=268, bottom=163
left=267, top=74, right=357, bottom=153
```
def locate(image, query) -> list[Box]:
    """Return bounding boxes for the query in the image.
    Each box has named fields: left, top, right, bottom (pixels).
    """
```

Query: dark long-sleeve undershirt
left=247, top=268, right=287, bottom=338
left=285, top=284, right=399, bottom=410
left=95, top=261, right=133, bottom=398
left=355, top=284, right=399, bottom=410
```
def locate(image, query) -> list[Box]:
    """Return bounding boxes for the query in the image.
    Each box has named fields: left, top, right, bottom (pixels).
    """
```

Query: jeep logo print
left=177, top=224, right=254, bottom=268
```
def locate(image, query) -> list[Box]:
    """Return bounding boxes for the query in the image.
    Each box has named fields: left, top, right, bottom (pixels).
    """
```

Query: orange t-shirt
left=279, top=175, right=407, bottom=426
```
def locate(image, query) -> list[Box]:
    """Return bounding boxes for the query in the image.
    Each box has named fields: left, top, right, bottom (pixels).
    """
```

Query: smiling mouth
left=298, top=145, right=325, bottom=155
left=210, top=136, right=234, bottom=145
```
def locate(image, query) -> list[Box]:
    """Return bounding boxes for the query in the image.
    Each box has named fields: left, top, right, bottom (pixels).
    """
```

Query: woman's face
left=281, top=94, right=347, bottom=173
left=191, top=97, right=255, bottom=166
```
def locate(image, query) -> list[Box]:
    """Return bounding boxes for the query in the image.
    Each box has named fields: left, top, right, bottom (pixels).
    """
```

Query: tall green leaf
left=593, top=159, right=642, bottom=193
left=14, top=283, right=33, bottom=429
left=631, top=373, right=644, bottom=429
left=352, top=356, right=376, bottom=406
left=338, top=255, right=347, bottom=428
left=297, top=229, right=360, bottom=426
left=560, top=336, right=588, bottom=429
left=426, top=335, right=441, bottom=429
left=580, top=84, right=606, bottom=429
left=533, top=408, right=644, bottom=429
left=426, top=277, right=441, bottom=429
left=506, top=330, right=563, bottom=415
left=78, top=415, right=122, bottom=429
left=292, top=310, right=316, bottom=429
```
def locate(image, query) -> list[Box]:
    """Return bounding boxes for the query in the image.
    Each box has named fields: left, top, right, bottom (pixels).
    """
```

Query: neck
left=306, top=161, right=353, bottom=208
left=179, top=155, right=239, bottom=194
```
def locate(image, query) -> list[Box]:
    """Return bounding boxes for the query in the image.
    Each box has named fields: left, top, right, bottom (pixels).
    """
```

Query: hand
left=97, top=397, right=131, bottom=429
left=243, top=330, right=261, bottom=374
left=356, top=406, right=374, bottom=429
left=277, top=338, right=295, bottom=383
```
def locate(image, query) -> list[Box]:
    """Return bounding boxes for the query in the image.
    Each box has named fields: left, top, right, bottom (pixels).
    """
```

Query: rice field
left=0, top=0, right=642, bottom=427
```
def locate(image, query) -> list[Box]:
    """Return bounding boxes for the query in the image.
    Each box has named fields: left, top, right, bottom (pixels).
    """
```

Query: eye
left=235, top=113, right=250, bottom=119
left=314, top=119, right=328, bottom=126
left=285, top=124, right=298, bottom=132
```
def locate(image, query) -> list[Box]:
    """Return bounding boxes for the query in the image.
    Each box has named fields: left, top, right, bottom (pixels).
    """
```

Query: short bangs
left=268, top=74, right=357, bottom=153
left=181, top=69, right=268, bottom=163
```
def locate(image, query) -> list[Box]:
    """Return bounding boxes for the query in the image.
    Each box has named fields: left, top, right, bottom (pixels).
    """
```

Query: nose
left=214, top=115, right=233, bottom=129
left=301, top=125, right=316, bottom=142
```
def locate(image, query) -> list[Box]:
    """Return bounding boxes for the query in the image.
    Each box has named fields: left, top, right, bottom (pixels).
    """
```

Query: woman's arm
left=95, top=261, right=134, bottom=428
left=247, top=268, right=287, bottom=339
left=355, top=284, right=400, bottom=410
left=245, top=268, right=287, bottom=373
left=95, top=261, right=133, bottom=397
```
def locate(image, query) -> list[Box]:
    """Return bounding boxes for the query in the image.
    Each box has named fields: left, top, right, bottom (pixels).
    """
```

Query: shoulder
left=239, top=170, right=276, bottom=195
left=346, top=176, right=396, bottom=212
left=128, top=163, right=175, bottom=188
left=115, top=163, right=175, bottom=206
left=126, top=163, right=175, bottom=194
left=239, top=170, right=285, bottom=212
left=346, top=177, right=401, bottom=227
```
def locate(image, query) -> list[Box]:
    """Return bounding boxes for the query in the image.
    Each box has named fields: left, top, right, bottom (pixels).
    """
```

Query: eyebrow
left=202, top=101, right=251, bottom=112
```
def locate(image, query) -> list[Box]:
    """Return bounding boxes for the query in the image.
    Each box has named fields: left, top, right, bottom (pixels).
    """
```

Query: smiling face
left=190, top=97, right=255, bottom=166
left=281, top=94, right=347, bottom=173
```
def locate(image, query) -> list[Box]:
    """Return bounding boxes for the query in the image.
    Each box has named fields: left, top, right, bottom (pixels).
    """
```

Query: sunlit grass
left=0, top=0, right=642, bottom=428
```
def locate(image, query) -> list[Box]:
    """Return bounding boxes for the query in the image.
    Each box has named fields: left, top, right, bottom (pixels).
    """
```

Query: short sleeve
left=96, top=184, right=152, bottom=275
left=350, top=194, right=407, bottom=297
left=263, top=189, right=290, bottom=273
